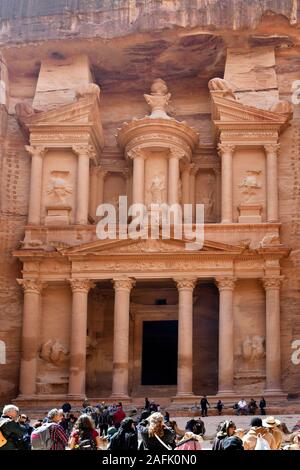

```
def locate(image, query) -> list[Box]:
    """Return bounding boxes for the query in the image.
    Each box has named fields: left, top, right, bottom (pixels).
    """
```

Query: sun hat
left=262, top=416, right=281, bottom=428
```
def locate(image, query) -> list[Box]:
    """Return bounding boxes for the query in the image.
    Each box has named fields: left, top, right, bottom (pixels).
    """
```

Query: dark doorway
left=141, top=320, right=178, bottom=385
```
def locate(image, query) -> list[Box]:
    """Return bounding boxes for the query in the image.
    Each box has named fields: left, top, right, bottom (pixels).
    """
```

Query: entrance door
left=141, top=320, right=178, bottom=385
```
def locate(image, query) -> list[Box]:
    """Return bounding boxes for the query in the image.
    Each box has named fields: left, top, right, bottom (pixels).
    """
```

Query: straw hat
left=262, top=416, right=281, bottom=428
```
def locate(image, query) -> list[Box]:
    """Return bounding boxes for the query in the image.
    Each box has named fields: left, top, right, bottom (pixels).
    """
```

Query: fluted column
left=111, top=277, right=135, bottom=398
left=89, top=165, right=98, bottom=221
left=73, top=145, right=95, bottom=225
left=264, top=144, right=280, bottom=223
left=17, top=279, right=45, bottom=396
left=128, top=149, right=145, bottom=205
left=189, top=164, right=197, bottom=222
left=25, top=146, right=46, bottom=225
left=174, top=277, right=197, bottom=396
left=216, top=277, right=236, bottom=394
left=262, top=277, right=283, bottom=392
left=168, top=149, right=183, bottom=205
left=181, top=164, right=190, bottom=206
left=68, top=279, right=95, bottom=397
left=218, top=144, right=235, bottom=223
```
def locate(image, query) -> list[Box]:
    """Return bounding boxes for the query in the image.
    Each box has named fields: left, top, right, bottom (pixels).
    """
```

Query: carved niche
left=196, top=171, right=216, bottom=221
left=45, top=170, right=73, bottom=225
left=39, top=339, right=69, bottom=365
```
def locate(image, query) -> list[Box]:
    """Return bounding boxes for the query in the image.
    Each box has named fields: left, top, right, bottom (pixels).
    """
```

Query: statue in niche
left=109, top=195, right=120, bottom=219
left=144, top=78, right=171, bottom=119
left=149, top=175, right=165, bottom=204
left=47, top=171, right=72, bottom=205
left=39, top=339, right=69, bottom=365
left=197, top=172, right=215, bottom=218
left=242, top=336, right=265, bottom=362
left=239, top=170, right=261, bottom=203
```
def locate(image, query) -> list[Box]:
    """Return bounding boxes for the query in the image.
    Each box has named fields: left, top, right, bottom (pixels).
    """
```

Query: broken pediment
left=60, top=236, right=242, bottom=256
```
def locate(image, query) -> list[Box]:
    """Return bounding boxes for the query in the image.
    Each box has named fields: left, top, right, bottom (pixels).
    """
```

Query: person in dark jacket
left=0, top=405, right=26, bottom=450
left=137, top=412, right=176, bottom=451
left=108, top=418, right=138, bottom=450
left=212, top=420, right=236, bottom=451
left=200, top=396, right=210, bottom=417
left=259, top=397, right=266, bottom=415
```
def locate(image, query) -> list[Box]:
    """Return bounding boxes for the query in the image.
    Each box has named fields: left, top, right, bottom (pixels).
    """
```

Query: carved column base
left=238, top=204, right=262, bottom=223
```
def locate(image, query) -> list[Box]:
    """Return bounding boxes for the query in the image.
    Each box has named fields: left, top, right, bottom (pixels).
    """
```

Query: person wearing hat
left=242, top=417, right=276, bottom=450
left=262, top=416, right=282, bottom=449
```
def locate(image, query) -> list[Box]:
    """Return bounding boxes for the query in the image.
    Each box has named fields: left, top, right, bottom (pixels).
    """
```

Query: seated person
left=237, top=399, right=248, bottom=415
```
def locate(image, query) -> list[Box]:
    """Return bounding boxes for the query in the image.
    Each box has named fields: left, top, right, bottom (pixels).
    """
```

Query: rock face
left=0, top=1, right=300, bottom=403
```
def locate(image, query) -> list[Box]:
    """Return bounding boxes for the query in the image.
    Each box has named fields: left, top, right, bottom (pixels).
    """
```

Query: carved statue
left=208, top=78, right=236, bottom=100
left=40, top=339, right=69, bottom=365
left=239, top=170, right=261, bottom=203
left=75, top=83, right=101, bottom=99
left=242, top=336, right=265, bottom=362
left=197, top=173, right=215, bottom=218
left=270, top=100, right=293, bottom=119
left=47, top=171, right=72, bottom=205
left=15, top=101, right=40, bottom=121
left=144, top=78, right=171, bottom=119
left=259, top=233, right=280, bottom=248
left=149, top=175, right=165, bottom=204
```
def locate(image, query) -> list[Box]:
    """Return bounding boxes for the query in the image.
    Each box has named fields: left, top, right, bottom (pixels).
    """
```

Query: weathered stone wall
left=0, top=0, right=300, bottom=403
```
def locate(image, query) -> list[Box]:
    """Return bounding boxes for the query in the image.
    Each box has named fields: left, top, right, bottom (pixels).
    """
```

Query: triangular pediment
left=212, top=94, right=288, bottom=126
left=60, top=236, right=242, bottom=256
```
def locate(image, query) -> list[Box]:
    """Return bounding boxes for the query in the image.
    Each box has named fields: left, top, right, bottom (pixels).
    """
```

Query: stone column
left=128, top=149, right=145, bottom=205
left=68, top=279, right=95, bottom=397
left=181, top=164, right=190, bottom=206
left=264, top=144, right=280, bottom=223
left=25, top=146, right=46, bottom=225
left=111, top=277, right=135, bottom=398
left=17, top=279, right=44, bottom=396
left=189, top=164, right=197, bottom=222
left=73, top=145, right=95, bottom=225
left=262, top=277, right=283, bottom=392
left=96, top=166, right=107, bottom=210
left=168, top=149, right=183, bottom=205
left=89, top=165, right=98, bottom=221
left=218, top=144, right=235, bottom=223
left=174, top=278, right=197, bottom=397
left=216, top=277, right=236, bottom=394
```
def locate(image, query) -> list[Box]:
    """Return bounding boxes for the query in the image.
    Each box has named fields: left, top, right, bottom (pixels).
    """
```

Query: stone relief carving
left=270, top=100, right=293, bottom=119
left=239, top=170, right=262, bottom=203
left=149, top=174, right=165, bottom=204
left=208, top=77, right=236, bottom=100
left=47, top=171, right=72, bottom=205
left=75, top=83, right=100, bottom=99
left=259, top=233, right=281, bottom=247
left=39, top=340, right=69, bottom=365
left=242, top=335, right=265, bottom=362
left=196, top=172, right=216, bottom=218
left=144, top=78, right=171, bottom=119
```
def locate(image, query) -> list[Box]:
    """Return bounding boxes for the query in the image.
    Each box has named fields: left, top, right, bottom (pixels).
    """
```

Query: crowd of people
left=0, top=398, right=299, bottom=451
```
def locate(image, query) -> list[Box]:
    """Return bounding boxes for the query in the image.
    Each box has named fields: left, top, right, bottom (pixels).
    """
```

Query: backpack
left=254, top=433, right=271, bottom=450
left=30, top=423, right=54, bottom=450
left=75, top=430, right=97, bottom=451
left=0, top=418, right=10, bottom=448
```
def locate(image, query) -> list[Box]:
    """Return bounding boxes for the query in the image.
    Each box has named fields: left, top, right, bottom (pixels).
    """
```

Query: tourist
left=212, top=420, right=236, bottom=450
left=0, top=404, right=26, bottom=450
left=283, top=433, right=300, bottom=450
left=68, top=414, right=102, bottom=450
left=175, top=431, right=203, bottom=450
left=248, top=398, right=257, bottom=415
left=112, top=404, right=126, bottom=429
left=237, top=398, right=248, bottom=415
left=242, top=417, right=276, bottom=450
left=259, top=397, right=266, bottom=415
left=216, top=400, right=224, bottom=415
left=262, top=416, right=283, bottom=449
left=145, top=398, right=150, bottom=410
left=185, top=418, right=205, bottom=436
left=137, top=412, right=176, bottom=450
left=200, top=395, right=210, bottom=417
left=222, top=435, right=244, bottom=450
left=108, top=417, right=138, bottom=450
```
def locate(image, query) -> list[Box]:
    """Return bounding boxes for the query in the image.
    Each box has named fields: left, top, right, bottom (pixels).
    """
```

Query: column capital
left=215, top=276, right=236, bottom=290
left=169, top=147, right=185, bottom=160
left=17, top=278, right=45, bottom=294
left=95, top=165, right=108, bottom=178
left=174, top=277, right=197, bottom=290
left=112, top=277, right=136, bottom=292
left=69, top=279, right=95, bottom=293
left=264, top=143, right=280, bottom=154
left=127, top=148, right=146, bottom=160
left=72, top=144, right=96, bottom=159
left=25, top=145, right=47, bottom=158
left=217, top=143, right=235, bottom=156
left=261, top=276, right=284, bottom=290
